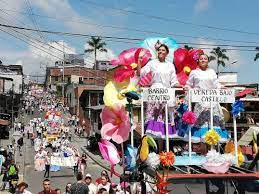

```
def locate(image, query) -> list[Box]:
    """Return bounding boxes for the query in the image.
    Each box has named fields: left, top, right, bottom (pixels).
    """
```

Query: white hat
left=85, top=173, right=91, bottom=178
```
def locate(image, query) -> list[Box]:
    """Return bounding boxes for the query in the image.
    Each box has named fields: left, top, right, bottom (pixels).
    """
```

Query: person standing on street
left=70, top=172, right=89, bottom=194
left=17, top=137, right=24, bottom=156
left=84, top=174, right=97, bottom=194
left=79, top=154, right=87, bottom=176
left=15, top=182, right=32, bottom=194
left=38, top=179, right=57, bottom=194
left=44, top=152, right=51, bottom=178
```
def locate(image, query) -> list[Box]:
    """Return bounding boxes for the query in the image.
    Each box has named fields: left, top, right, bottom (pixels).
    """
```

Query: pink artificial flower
left=98, top=139, right=121, bottom=177
left=182, top=111, right=197, bottom=125
left=100, top=104, right=131, bottom=144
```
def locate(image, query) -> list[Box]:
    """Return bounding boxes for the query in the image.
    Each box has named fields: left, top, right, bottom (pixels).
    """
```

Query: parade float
left=97, top=37, right=259, bottom=194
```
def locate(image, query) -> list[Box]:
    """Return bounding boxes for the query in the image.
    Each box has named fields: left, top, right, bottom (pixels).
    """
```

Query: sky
left=0, top=0, right=258, bottom=83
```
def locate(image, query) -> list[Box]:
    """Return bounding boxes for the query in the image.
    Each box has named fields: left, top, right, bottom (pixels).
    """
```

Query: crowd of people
left=1, top=84, right=142, bottom=194
left=35, top=170, right=133, bottom=194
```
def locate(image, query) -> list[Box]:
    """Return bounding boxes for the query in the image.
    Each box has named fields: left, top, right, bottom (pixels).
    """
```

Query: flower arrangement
left=204, top=129, right=220, bottom=146
left=182, top=111, right=196, bottom=125
left=159, top=151, right=175, bottom=167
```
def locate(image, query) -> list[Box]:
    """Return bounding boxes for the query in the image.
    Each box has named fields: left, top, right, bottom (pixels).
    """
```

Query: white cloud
left=194, top=0, right=209, bottom=13
left=83, top=43, right=116, bottom=68
left=0, top=40, right=76, bottom=75
left=31, top=0, right=104, bottom=34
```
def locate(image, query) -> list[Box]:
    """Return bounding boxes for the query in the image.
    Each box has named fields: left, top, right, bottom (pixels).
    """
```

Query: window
left=79, top=77, right=83, bottom=84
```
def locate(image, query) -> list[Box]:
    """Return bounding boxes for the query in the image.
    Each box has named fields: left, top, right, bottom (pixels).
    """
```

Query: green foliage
left=209, top=47, right=229, bottom=75
left=84, top=37, right=107, bottom=69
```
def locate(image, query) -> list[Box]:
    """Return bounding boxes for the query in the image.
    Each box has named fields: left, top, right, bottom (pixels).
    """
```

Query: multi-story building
left=45, top=64, right=112, bottom=135
left=0, top=64, right=24, bottom=138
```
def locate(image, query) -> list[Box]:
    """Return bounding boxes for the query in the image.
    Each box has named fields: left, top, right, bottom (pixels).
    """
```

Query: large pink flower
left=100, top=104, right=131, bottom=144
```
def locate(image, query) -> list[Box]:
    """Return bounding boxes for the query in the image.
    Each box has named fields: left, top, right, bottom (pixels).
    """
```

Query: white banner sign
left=142, top=88, right=175, bottom=102
left=190, top=89, right=235, bottom=103
left=51, top=156, right=76, bottom=167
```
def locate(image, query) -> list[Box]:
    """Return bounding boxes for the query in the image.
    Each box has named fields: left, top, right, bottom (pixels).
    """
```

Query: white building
left=0, top=65, right=23, bottom=94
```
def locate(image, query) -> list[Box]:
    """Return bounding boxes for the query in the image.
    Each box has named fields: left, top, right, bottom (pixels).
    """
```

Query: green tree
left=184, top=45, right=193, bottom=50
left=254, top=47, right=259, bottom=61
left=209, top=47, right=229, bottom=77
left=84, top=37, right=107, bottom=70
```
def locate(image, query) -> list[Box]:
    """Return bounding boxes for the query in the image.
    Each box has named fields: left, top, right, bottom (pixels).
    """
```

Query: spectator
left=95, top=171, right=111, bottom=185
left=63, top=183, right=72, bottom=194
left=15, top=182, right=32, bottom=194
left=97, top=188, right=108, bottom=194
left=96, top=176, right=111, bottom=193
left=55, top=189, right=61, bottom=194
left=1, top=170, right=9, bottom=191
left=70, top=172, right=89, bottom=194
left=84, top=174, right=97, bottom=194
left=38, top=179, right=57, bottom=194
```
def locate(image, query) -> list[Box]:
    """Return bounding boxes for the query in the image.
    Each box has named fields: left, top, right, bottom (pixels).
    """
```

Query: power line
left=0, top=0, right=76, bottom=56
left=1, top=7, right=259, bottom=45
left=80, top=0, right=259, bottom=36
left=0, top=26, right=108, bottom=81
left=24, top=0, right=45, bottom=41
left=0, top=23, right=258, bottom=52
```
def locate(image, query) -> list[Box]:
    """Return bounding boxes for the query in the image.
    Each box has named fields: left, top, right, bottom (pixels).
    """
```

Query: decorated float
left=97, top=37, right=259, bottom=194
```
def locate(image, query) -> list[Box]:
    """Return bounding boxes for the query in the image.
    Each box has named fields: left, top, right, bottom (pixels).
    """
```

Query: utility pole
left=11, top=83, right=14, bottom=133
left=62, top=41, right=65, bottom=104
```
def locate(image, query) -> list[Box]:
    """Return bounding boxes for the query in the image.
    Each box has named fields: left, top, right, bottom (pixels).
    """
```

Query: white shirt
left=186, top=68, right=221, bottom=89
left=88, top=183, right=97, bottom=194
left=140, top=59, right=178, bottom=88
left=97, top=183, right=111, bottom=193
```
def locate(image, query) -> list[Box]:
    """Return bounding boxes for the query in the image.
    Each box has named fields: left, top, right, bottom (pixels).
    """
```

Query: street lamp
left=218, top=60, right=238, bottom=76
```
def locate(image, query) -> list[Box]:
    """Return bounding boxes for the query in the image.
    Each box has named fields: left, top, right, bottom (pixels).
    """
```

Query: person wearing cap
left=84, top=173, right=97, bottom=194
left=15, top=182, right=32, bottom=194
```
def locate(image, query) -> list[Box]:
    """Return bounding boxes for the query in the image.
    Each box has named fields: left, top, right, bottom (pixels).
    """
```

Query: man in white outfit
left=84, top=173, right=97, bottom=194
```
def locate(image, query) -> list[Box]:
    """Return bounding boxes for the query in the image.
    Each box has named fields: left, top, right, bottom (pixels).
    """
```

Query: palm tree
left=254, top=47, right=259, bottom=61
left=84, top=36, right=107, bottom=70
left=209, top=47, right=229, bottom=77
left=184, top=45, right=193, bottom=50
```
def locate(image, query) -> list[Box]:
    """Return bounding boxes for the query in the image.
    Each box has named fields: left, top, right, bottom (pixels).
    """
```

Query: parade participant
left=70, top=172, right=89, bottom=194
left=138, top=43, right=180, bottom=150
left=34, top=148, right=46, bottom=171
left=96, top=175, right=111, bottom=193
left=84, top=174, right=97, bottom=194
left=17, top=136, right=24, bottom=156
left=38, top=179, right=57, bottom=194
left=185, top=54, right=229, bottom=142
left=44, top=152, right=51, bottom=178
left=79, top=154, right=87, bottom=176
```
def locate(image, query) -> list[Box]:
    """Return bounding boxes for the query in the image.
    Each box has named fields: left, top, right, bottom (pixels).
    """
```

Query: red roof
left=236, top=89, right=255, bottom=97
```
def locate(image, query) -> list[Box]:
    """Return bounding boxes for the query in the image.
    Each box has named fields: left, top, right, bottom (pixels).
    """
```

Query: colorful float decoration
left=97, top=37, right=259, bottom=194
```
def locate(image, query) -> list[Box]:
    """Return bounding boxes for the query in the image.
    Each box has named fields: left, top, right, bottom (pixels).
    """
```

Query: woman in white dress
left=138, top=44, right=179, bottom=141
left=185, top=54, right=229, bottom=142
